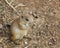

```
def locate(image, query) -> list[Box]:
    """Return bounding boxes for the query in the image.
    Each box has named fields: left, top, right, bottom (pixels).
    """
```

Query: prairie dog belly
left=10, top=22, right=28, bottom=41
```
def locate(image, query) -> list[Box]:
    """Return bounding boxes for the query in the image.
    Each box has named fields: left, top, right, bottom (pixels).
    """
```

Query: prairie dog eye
left=25, top=18, right=29, bottom=21
left=21, top=16, right=29, bottom=22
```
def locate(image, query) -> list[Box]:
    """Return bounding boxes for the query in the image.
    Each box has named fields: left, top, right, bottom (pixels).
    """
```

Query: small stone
left=25, top=41, right=28, bottom=44
left=25, top=46, right=28, bottom=48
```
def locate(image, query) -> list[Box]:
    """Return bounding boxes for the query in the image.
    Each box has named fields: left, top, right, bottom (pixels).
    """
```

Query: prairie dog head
left=17, top=15, right=33, bottom=30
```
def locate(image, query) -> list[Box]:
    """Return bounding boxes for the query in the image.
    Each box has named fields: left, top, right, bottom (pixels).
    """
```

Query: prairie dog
left=10, top=15, right=33, bottom=41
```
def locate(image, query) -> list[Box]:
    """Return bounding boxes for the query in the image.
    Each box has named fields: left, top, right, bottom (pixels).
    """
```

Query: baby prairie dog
left=10, top=15, right=33, bottom=41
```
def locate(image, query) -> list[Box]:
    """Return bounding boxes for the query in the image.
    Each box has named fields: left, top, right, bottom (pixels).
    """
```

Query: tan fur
left=10, top=16, right=33, bottom=41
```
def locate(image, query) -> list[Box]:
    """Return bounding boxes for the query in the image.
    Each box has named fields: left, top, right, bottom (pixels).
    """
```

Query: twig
left=5, top=0, right=21, bottom=16
left=15, top=3, right=26, bottom=8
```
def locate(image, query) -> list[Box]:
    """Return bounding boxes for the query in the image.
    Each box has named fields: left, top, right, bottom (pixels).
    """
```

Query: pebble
left=25, top=46, right=28, bottom=48
left=25, top=41, right=28, bottom=44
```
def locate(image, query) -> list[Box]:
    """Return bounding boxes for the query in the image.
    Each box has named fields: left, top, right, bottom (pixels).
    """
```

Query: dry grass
left=0, top=0, right=60, bottom=48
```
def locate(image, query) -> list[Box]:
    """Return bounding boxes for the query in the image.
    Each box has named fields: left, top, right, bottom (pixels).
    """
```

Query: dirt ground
left=0, top=0, right=60, bottom=48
